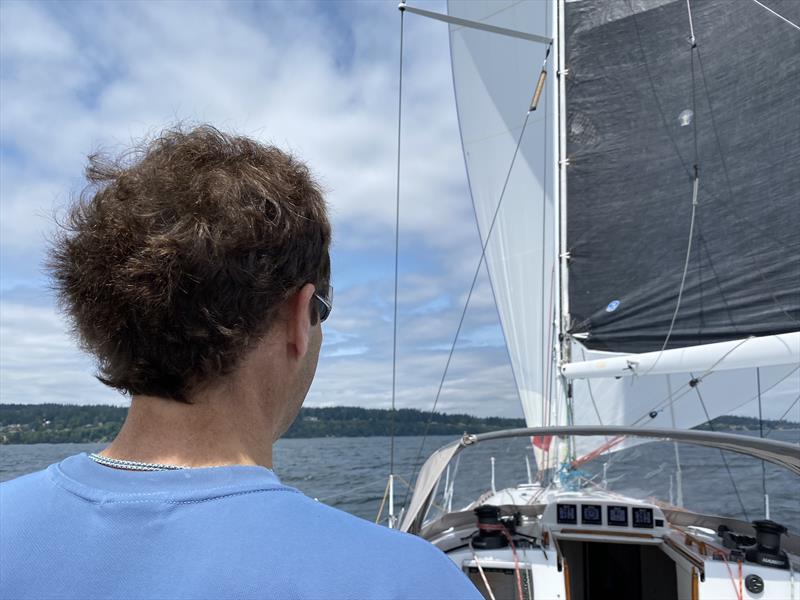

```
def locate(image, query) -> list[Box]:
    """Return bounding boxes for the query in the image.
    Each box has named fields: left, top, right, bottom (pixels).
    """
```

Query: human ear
left=286, top=283, right=316, bottom=359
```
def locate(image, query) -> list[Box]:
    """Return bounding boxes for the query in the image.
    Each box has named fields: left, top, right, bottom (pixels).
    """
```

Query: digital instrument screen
left=607, top=505, right=628, bottom=527
left=581, top=504, right=602, bottom=525
left=556, top=504, right=577, bottom=524
left=632, top=507, right=654, bottom=528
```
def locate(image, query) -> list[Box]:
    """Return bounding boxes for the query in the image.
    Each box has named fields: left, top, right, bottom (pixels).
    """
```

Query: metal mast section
left=554, top=0, right=574, bottom=461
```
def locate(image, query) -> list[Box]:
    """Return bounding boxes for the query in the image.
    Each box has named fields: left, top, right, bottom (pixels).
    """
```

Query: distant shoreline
left=2, top=403, right=797, bottom=444
left=1, top=404, right=528, bottom=444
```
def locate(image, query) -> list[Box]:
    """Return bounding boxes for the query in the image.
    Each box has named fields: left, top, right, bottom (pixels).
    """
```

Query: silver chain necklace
left=89, top=453, right=187, bottom=472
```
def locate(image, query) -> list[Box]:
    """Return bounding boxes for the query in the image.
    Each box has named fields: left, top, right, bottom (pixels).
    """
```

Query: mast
left=555, top=0, right=573, bottom=459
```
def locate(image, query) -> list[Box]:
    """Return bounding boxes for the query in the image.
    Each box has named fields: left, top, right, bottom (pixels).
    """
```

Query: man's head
left=49, top=125, right=331, bottom=406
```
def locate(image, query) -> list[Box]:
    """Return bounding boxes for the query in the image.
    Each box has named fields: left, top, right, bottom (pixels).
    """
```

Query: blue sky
left=0, top=0, right=523, bottom=417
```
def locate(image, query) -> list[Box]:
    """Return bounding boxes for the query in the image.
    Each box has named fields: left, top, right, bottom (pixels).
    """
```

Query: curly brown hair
left=49, top=125, right=331, bottom=402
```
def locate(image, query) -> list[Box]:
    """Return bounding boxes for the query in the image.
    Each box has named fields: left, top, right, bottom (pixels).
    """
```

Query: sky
left=0, top=0, right=523, bottom=418
left=1, top=0, right=797, bottom=424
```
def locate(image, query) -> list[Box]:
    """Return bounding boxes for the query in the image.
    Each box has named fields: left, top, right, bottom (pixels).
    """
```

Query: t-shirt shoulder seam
left=167, top=487, right=300, bottom=505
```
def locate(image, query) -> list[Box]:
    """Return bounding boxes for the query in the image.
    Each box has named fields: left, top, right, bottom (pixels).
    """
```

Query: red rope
left=713, top=551, right=743, bottom=600
left=738, top=560, right=743, bottom=600
left=477, top=523, right=524, bottom=600
left=676, top=528, right=745, bottom=600
left=571, top=435, right=625, bottom=469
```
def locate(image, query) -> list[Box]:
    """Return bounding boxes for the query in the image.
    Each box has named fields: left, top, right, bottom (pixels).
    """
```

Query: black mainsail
left=565, top=0, right=800, bottom=353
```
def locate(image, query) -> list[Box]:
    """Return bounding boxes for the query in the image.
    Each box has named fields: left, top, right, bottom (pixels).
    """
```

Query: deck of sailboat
left=399, top=427, right=800, bottom=599
left=417, top=478, right=799, bottom=600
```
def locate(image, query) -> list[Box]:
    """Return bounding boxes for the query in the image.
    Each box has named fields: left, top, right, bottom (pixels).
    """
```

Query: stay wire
left=633, top=0, right=792, bottom=268
left=750, top=0, right=800, bottom=31
left=764, top=393, right=800, bottom=438
left=576, top=340, right=769, bottom=471
left=757, top=368, right=767, bottom=514
left=631, top=336, right=752, bottom=427
left=390, top=7, right=405, bottom=482
left=639, top=13, right=700, bottom=376
left=694, top=47, right=799, bottom=323
left=588, top=366, right=799, bottom=476
left=691, top=378, right=750, bottom=521
left=685, top=0, right=697, bottom=46
left=401, top=106, right=538, bottom=513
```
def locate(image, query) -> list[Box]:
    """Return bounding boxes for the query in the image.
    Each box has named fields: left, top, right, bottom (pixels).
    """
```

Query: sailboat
left=391, top=1, right=800, bottom=598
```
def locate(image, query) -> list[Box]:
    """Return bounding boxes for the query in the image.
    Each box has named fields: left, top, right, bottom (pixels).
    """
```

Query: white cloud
left=0, top=0, right=525, bottom=419
left=0, top=0, right=475, bottom=254
left=0, top=297, right=125, bottom=405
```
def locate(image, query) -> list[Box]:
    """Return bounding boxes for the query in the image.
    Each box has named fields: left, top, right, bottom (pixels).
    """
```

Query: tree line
left=0, top=404, right=526, bottom=444
left=1, top=403, right=795, bottom=444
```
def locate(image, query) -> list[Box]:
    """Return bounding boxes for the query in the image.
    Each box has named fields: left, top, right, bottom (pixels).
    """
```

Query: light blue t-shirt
left=0, top=454, right=481, bottom=600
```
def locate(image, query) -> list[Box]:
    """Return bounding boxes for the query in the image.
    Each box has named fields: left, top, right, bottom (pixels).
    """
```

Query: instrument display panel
left=632, top=507, right=654, bottom=528
left=556, top=503, right=578, bottom=524
left=607, top=505, right=628, bottom=527
left=581, top=504, right=602, bottom=525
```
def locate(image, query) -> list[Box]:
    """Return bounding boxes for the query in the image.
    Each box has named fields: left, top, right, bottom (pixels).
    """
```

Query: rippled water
left=0, top=436, right=452, bottom=523
left=2, top=431, right=798, bottom=530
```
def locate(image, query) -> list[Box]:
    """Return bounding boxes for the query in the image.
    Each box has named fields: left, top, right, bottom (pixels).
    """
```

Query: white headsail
left=447, top=0, right=557, bottom=431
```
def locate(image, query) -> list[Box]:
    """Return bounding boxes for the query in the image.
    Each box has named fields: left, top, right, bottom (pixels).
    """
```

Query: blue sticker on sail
left=606, top=300, right=620, bottom=313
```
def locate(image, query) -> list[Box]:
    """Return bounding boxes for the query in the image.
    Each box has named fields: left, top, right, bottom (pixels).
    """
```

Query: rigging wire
left=578, top=346, right=607, bottom=430
left=627, top=0, right=798, bottom=361
left=578, top=365, right=800, bottom=477
left=764, top=392, right=800, bottom=438
left=584, top=357, right=798, bottom=469
left=401, top=106, right=536, bottom=512
left=685, top=0, right=697, bottom=46
left=400, top=33, right=552, bottom=509
left=388, top=6, right=405, bottom=523
left=640, top=191, right=697, bottom=375
left=641, top=19, right=700, bottom=375
left=694, top=47, right=800, bottom=324
left=632, top=336, right=753, bottom=425
left=632, top=0, right=794, bottom=275
left=690, top=377, right=751, bottom=521
left=750, top=0, right=800, bottom=31
left=539, top=0, right=553, bottom=448
left=757, top=367, right=768, bottom=516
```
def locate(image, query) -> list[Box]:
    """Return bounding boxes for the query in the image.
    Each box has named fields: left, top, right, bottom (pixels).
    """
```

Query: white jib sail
left=447, top=0, right=556, bottom=430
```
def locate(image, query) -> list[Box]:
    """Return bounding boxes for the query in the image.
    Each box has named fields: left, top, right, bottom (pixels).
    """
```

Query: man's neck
left=100, top=323, right=307, bottom=471
left=101, top=392, right=275, bottom=469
